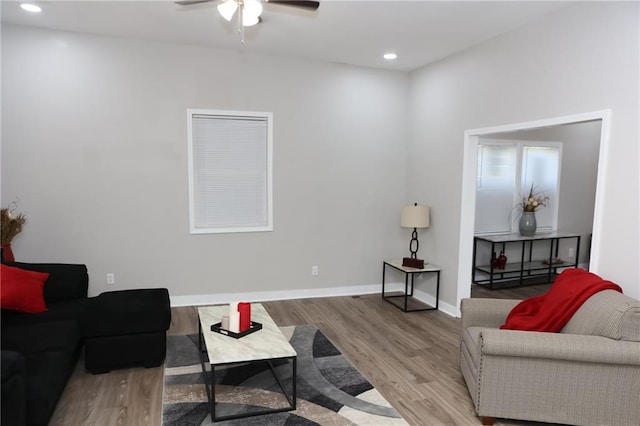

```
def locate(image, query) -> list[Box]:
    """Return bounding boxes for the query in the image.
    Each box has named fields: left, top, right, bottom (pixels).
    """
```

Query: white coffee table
left=197, top=303, right=297, bottom=422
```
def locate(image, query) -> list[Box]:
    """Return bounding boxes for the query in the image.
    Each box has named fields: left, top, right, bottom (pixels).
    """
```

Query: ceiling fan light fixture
left=242, top=0, right=263, bottom=26
left=217, top=0, right=238, bottom=21
left=217, top=0, right=262, bottom=26
left=242, top=14, right=260, bottom=26
left=243, top=0, right=263, bottom=16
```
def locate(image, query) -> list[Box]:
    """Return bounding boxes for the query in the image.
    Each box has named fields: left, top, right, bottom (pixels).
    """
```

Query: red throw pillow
left=1, top=264, right=49, bottom=313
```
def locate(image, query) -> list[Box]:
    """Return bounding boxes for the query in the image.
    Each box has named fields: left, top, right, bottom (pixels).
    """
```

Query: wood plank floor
left=50, top=290, right=549, bottom=425
left=471, top=283, right=551, bottom=300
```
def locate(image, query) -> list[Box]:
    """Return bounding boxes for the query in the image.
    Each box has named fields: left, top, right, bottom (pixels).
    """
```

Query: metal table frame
left=382, top=260, right=440, bottom=312
left=472, top=232, right=580, bottom=289
left=198, top=321, right=297, bottom=422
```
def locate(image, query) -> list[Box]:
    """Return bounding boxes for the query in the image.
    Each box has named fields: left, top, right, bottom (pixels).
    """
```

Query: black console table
left=472, top=232, right=580, bottom=289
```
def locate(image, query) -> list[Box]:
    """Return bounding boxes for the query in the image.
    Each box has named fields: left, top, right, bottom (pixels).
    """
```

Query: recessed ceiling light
left=383, top=53, right=397, bottom=60
left=20, top=3, right=42, bottom=13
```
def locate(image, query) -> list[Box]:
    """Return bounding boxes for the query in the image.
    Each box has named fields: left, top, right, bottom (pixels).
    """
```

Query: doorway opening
left=455, top=110, right=611, bottom=312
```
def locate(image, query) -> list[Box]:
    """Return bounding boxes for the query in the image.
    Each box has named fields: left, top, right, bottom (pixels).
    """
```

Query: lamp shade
left=401, top=205, right=430, bottom=229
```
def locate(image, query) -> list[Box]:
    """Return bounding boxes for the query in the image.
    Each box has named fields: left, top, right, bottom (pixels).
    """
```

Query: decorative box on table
left=211, top=321, right=262, bottom=339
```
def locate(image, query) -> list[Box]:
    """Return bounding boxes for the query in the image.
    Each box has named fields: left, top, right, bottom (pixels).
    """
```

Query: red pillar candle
left=238, top=302, right=251, bottom=332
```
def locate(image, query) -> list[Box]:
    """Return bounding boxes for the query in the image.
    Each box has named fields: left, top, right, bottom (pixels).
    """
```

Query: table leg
left=381, top=262, right=387, bottom=299
left=435, top=271, right=440, bottom=310
left=519, top=241, right=526, bottom=286
left=404, top=273, right=409, bottom=312
left=408, top=273, right=415, bottom=297
left=292, top=357, right=297, bottom=410
left=198, top=320, right=216, bottom=422
left=211, top=363, right=217, bottom=421
left=548, top=239, right=555, bottom=281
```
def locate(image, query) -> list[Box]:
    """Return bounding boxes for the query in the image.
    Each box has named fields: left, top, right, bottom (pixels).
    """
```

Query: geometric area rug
left=162, top=324, right=408, bottom=425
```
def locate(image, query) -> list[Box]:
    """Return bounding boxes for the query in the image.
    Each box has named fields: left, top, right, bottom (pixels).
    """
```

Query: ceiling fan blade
left=175, top=0, right=216, bottom=6
left=266, top=0, right=319, bottom=11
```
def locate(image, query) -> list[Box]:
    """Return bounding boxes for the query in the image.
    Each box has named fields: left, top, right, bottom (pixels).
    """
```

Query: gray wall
left=1, top=25, right=409, bottom=299
left=2, top=1, right=638, bottom=308
left=408, top=2, right=639, bottom=302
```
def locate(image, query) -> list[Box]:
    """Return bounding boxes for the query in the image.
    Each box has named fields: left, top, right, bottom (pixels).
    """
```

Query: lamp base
left=402, top=257, right=424, bottom=269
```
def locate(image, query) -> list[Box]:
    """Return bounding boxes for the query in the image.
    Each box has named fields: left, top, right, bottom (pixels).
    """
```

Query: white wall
left=1, top=25, right=409, bottom=298
left=408, top=2, right=639, bottom=304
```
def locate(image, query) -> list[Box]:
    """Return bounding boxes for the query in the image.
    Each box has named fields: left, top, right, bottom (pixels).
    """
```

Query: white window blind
left=475, top=144, right=518, bottom=234
left=475, top=140, right=562, bottom=234
left=188, top=109, right=273, bottom=234
left=521, top=145, right=560, bottom=232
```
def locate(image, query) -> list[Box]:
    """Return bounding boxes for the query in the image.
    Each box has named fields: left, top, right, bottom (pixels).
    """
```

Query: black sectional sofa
left=1, top=262, right=171, bottom=426
left=1, top=263, right=87, bottom=426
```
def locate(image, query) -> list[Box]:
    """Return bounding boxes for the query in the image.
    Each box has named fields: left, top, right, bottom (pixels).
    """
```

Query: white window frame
left=187, top=109, right=273, bottom=234
left=476, top=139, right=563, bottom=234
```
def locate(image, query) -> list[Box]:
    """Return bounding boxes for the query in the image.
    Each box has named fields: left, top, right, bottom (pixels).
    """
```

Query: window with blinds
left=475, top=140, right=562, bottom=234
left=187, top=109, right=273, bottom=234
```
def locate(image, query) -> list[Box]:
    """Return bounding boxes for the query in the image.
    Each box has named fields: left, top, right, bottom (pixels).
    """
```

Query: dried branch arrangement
left=1, top=203, right=26, bottom=245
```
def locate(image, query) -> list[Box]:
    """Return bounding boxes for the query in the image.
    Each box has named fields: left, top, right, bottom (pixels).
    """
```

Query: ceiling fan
left=176, top=0, right=320, bottom=43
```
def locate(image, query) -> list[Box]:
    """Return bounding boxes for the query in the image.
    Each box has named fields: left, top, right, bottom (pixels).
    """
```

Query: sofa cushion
left=1, top=320, right=81, bottom=355
left=0, top=264, right=49, bottom=313
left=562, top=290, right=640, bottom=341
left=83, top=289, right=171, bottom=337
left=1, top=299, right=88, bottom=328
left=1, top=321, right=81, bottom=426
left=7, top=262, right=88, bottom=304
left=24, top=349, right=77, bottom=426
left=1, top=350, right=26, bottom=426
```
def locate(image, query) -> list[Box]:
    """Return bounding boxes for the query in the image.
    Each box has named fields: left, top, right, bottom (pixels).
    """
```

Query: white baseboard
left=170, top=282, right=457, bottom=318
left=170, top=284, right=392, bottom=308
left=411, top=288, right=459, bottom=317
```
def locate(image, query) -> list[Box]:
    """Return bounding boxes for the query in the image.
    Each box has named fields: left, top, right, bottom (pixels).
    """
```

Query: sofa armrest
left=1, top=350, right=26, bottom=426
left=6, top=262, right=88, bottom=304
left=480, top=329, right=640, bottom=366
left=460, top=298, right=520, bottom=330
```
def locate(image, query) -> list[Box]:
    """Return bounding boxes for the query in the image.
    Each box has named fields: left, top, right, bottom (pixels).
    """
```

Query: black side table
left=382, top=259, right=441, bottom=312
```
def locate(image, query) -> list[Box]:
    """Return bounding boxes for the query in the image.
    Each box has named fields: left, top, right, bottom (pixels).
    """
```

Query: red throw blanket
left=500, top=269, right=622, bottom=332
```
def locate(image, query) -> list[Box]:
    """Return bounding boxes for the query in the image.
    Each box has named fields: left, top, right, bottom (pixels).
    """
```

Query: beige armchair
left=460, top=290, right=640, bottom=425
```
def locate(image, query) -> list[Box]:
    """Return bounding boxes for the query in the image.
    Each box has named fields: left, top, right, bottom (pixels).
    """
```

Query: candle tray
left=210, top=321, right=262, bottom=339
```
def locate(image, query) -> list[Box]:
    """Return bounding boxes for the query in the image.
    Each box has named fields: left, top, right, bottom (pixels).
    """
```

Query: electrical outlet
left=106, top=273, right=115, bottom=285
left=568, top=248, right=575, bottom=258
left=312, top=266, right=319, bottom=276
